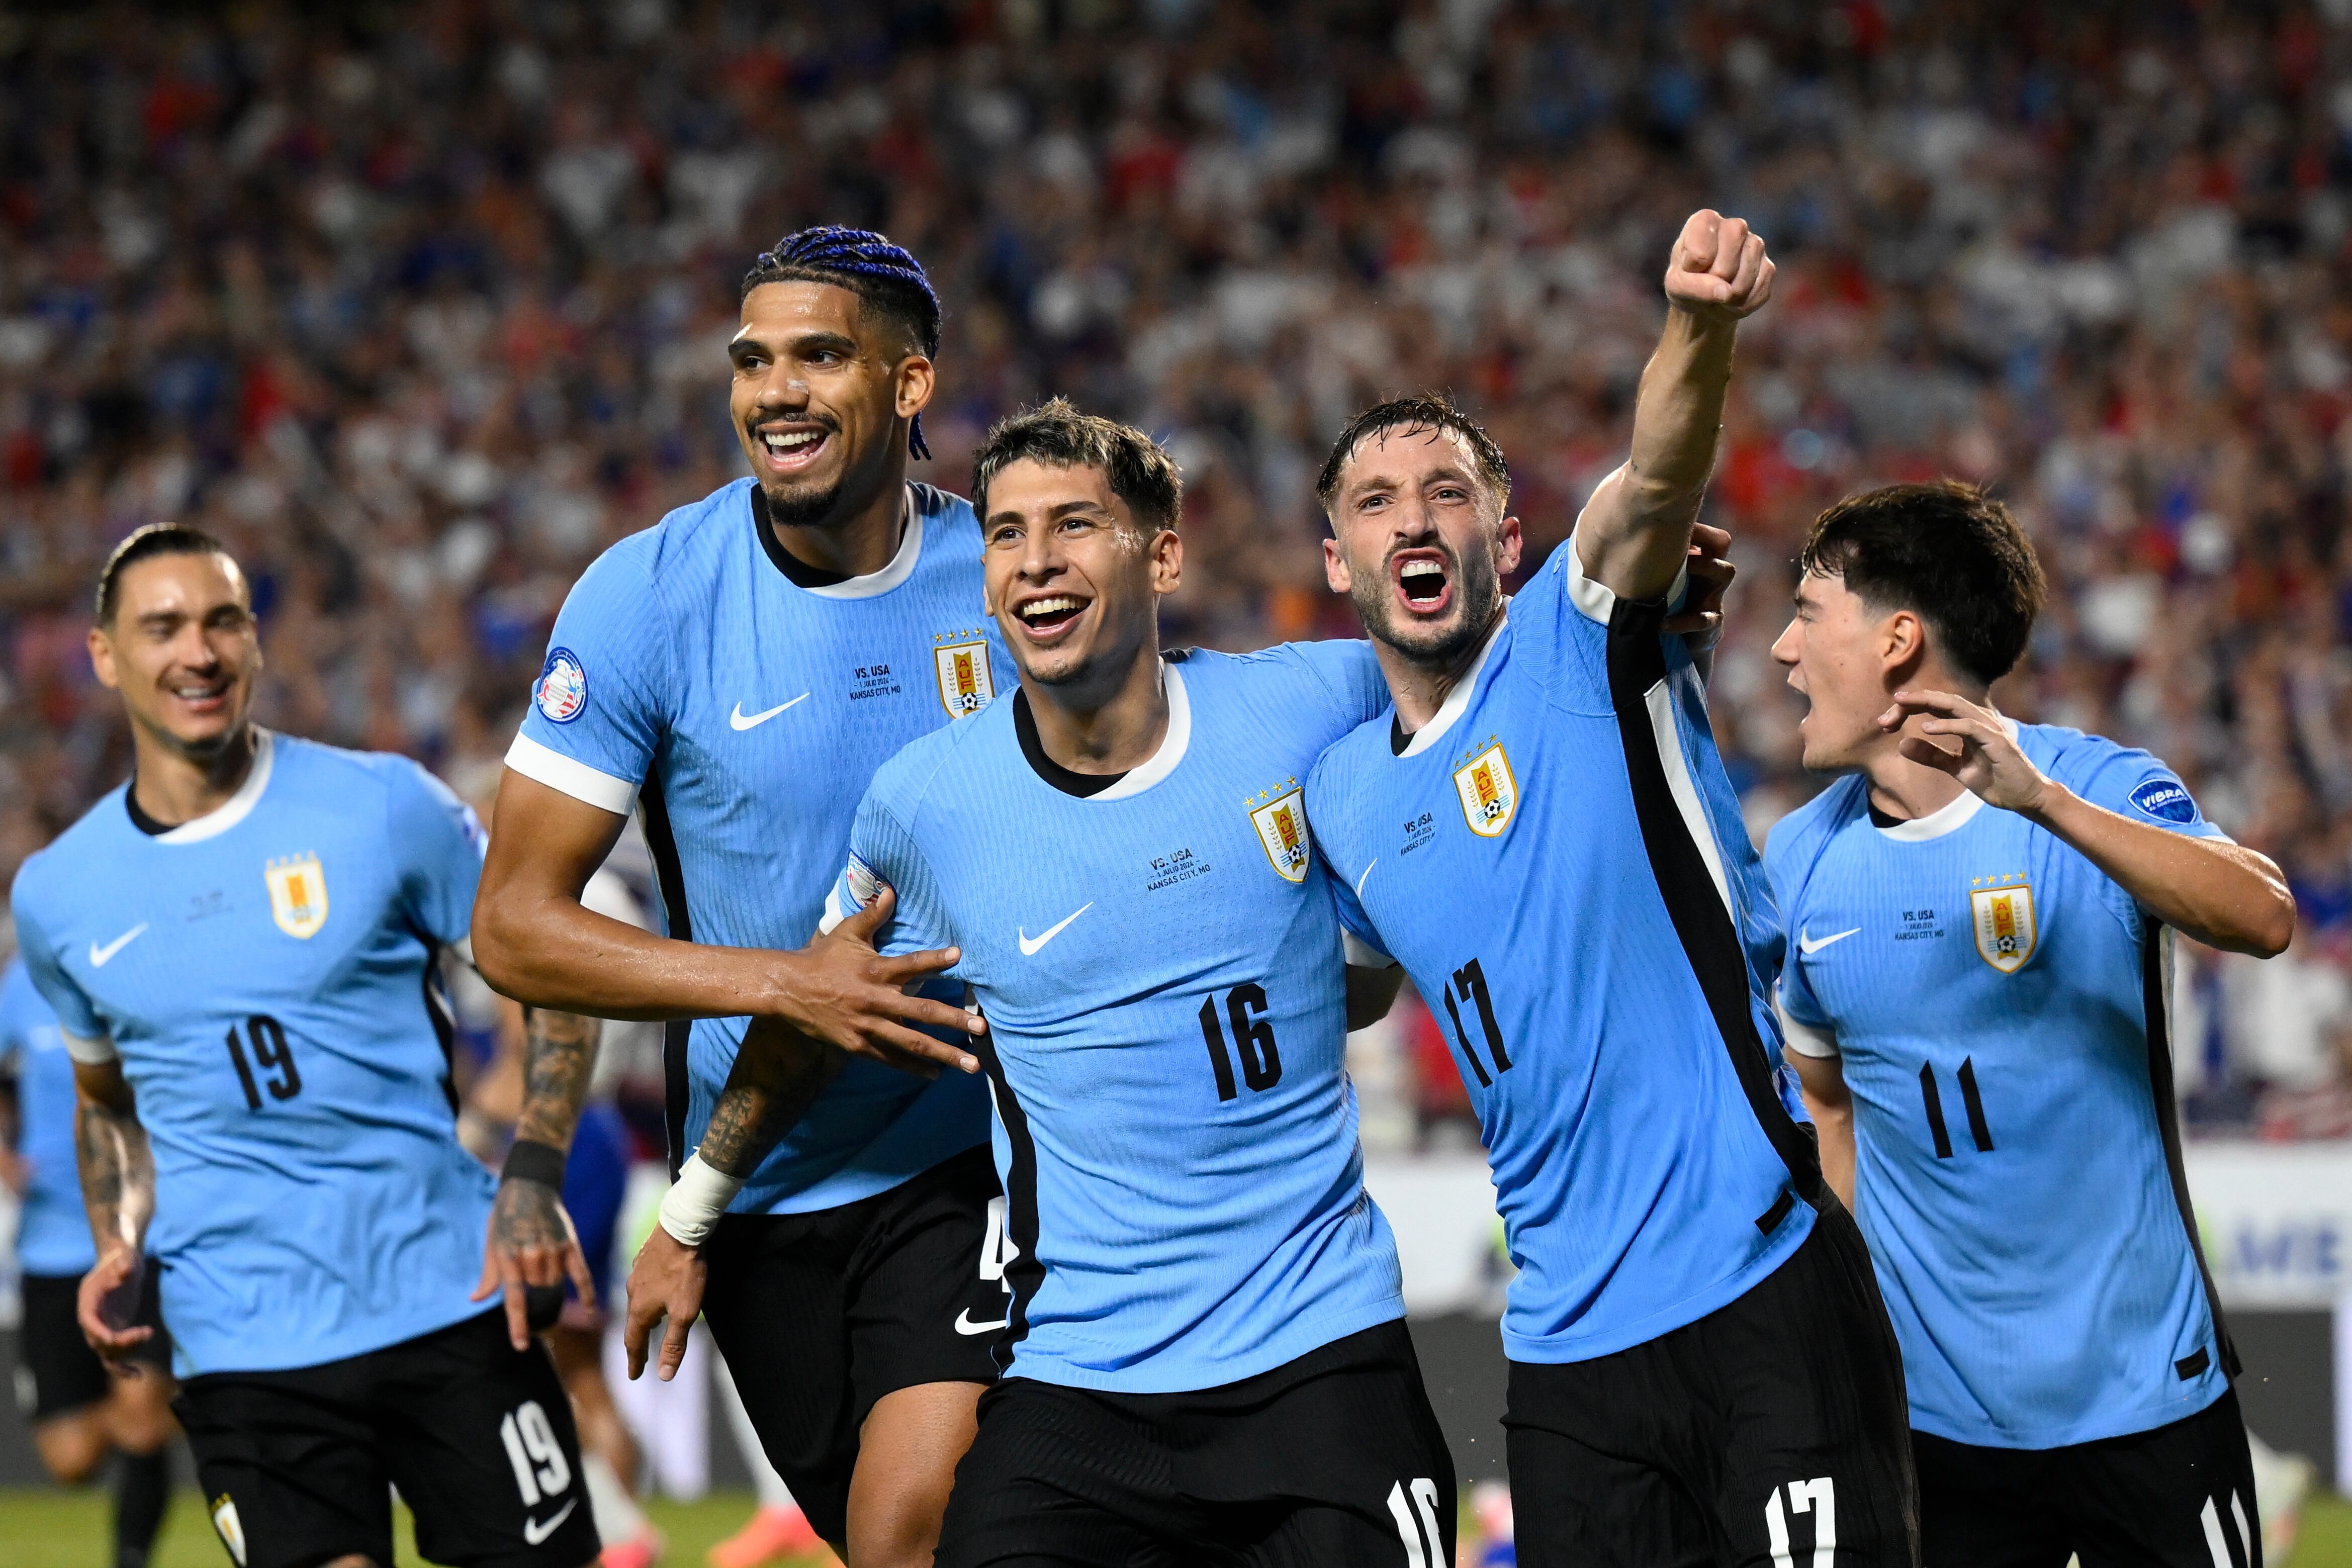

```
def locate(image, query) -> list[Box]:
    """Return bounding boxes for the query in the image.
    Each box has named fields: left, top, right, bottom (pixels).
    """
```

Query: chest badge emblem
left=933, top=634, right=996, bottom=718
left=264, top=854, right=329, bottom=940
left=1969, top=878, right=2036, bottom=974
left=1247, top=783, right=1312, bottom=883
left=1452, top=740, right=1519, bottom=838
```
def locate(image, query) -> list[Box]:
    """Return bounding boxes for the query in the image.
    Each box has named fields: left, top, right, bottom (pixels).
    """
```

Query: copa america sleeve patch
left=844, top=850, right=882, bottom=912
left=2128, top=777, right=2198, bottom=824
left=535, top=648, right=588, bottom=724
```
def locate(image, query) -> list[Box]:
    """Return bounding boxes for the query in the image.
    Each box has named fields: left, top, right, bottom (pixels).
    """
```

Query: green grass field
left=5, top=1486, right=2347, bottom=1565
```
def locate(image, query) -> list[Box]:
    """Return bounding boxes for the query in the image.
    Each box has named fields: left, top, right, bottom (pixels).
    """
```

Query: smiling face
left=1770, top=568, right=1919, bottom=773
left=89, top=550, right=260, bottom=761
left=1323, top=424, right=1521, bottom=665
left=728, top=280, right=933, bottom=528
left=981, top=457, right=1181, bottom=694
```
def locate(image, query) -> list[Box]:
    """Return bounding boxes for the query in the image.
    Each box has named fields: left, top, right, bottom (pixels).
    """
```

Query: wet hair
left=95, top=523, right=236, bottom=625
left=742, top=226, right=943, bottom=459
left=1315, top=391, right=1511, bottom=513
left=970, top=398, right=1182, bottom=534
left=1798, top=480, right=2046, bottom=686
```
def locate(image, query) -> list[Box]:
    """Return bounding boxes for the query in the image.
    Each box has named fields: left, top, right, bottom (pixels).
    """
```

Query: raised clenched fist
left=1664, top=209, right=1775, bottom=322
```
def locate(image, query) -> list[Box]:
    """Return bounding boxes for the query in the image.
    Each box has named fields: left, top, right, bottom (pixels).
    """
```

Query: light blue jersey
left=508, top=479, right=1007, bottom=1214
left=4, top=957, right=95, bottom=1278
left=834, top=644, right=1405, bottom=1394
left=1765, top=724, right=2233, bottom=1449
left=9, top=731, right=495, bottom=1377
left=1309, top=535, right=1819, bottom=1365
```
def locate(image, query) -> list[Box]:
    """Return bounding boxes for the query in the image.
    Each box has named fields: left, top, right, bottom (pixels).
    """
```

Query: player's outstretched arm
left=473, top=1006, right=602, bottom=1351
left=1576, top=210, right=1774, bottom=604
left=1884, top=688, right=2297, bottom=957
left=1784, top=1049, right=1857, bottom=1211
left=473, top=770, right=985, bottom=1064
left=70, top=1057, right=159, bottom=1369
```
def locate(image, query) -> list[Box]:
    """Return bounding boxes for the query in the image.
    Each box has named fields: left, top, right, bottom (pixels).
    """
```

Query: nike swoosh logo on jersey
left=1797, top=926, right=1862, bottom=955
left=729, top=694, right=808, bottom=730
left=954, top=1309, right=1011, bottom=1336
left=88, top=924, right=149, bottom=967
left=522, top=1498, right=578, bottom=1545
left=1355, top=858, right=1378, bottom=897
left=1018, top=902, right=1093, bottom=956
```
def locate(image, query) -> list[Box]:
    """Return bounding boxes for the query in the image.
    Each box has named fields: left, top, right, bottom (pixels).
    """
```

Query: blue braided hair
left=743, top=226, right=943, bottom=460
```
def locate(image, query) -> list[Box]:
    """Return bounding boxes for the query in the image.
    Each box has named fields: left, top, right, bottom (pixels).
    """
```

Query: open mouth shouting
left=1390, top=548, right=1455, bottom=619
left=1011, top=591, right=1092, bottom=646
left=753, top=418, right=834, bottom=478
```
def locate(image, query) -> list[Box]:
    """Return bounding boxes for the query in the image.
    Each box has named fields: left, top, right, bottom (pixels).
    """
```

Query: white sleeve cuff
left=1565, top=500, right=1692, bottom=627
left=1775, top=993, right=1840, bottom=1059
left=818, top=884, right=848, bottom=937
left=504, top=732, right=640, bottom=816
left=658, top=1154, right=745, bottom=1247
left=62, top=1028, right=119, bottom=1065
left=1341, top=930, right=1396, bottom=970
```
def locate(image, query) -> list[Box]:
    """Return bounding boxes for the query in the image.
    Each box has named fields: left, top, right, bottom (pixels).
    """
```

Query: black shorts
left=934, top=1319, right=1457, bottom=1568
left=700, top=1144, right=1005, bottom=1545
left=173, top=1308, right=598, bottom=1568
left=15, top=1267, right=172, bottom=1422
left=1505, top=1202, right=1918, bottom=1568
left=1914, top=1388, right=2260, bottom=1568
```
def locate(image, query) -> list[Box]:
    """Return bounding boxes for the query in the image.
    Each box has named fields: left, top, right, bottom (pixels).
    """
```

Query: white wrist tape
left=658, top=1154, right=744, bottom=1248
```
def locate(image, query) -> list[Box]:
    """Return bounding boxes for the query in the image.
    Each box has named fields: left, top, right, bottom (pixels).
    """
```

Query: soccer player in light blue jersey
left=472, top=228, right=1016, bottom=1567
left=4, top=952, right=178, bottom=1568
left=1307, top=211, right=1918, bottom=1568
left=10, top=526, right=598, bottom=1568
left=749, top=400, right=1453, bottom=1565
left=1764, top=482, right=2295, bottom=1568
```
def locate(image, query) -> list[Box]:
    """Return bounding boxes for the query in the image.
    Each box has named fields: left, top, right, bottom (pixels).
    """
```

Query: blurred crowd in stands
left=1, top=0, right=2349, bottom=1144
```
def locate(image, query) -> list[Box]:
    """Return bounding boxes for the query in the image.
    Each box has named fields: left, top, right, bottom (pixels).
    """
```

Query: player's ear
left=894, top=352, right=935, bottom=420
left=86, top=624, right=122, bottom=692
left=1149, top=527, right=1183, bottom=595
left=1495, top=511, right=1523, bottom=576
left=1323, top=535, right=1351, bottom=594
left=1882, top=608, right=1927, bottom=678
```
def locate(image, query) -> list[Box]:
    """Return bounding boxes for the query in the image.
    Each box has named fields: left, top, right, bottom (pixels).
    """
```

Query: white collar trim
left=1091, top=665, right=1191, bottom=801
left=153, top=728, right=276, bottom=844
left=797, top=487, right=924, bottom=600
left=1397, top=605, right=1508, bottom=759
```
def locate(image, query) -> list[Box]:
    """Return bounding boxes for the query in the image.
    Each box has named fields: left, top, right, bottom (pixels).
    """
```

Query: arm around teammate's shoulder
left=1884, top=689, right=2295, bottom=958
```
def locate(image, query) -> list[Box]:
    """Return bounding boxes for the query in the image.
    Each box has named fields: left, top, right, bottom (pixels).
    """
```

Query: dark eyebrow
left=729, top=329, right=860, bottom=360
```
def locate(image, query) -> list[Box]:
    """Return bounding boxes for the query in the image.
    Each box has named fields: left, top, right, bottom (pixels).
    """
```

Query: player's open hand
left=1881, top=689, right=2054, bottom=814
left=474, top=1175, right=596, bottom=1352
left=776, top=884, right=983, bottom=1078
left=622, top=1224, right=707, bottom=1383
left=76, top=1243, right=155, bottom=1373
left=1664, top=522, right=1736, bottom=644
left=1664, top=210, right=1774, bottom=323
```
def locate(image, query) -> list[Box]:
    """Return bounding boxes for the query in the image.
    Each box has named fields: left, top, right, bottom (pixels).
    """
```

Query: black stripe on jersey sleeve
left=1601, top=597, right=1828, bottom=1209
left=639, top=759, right=695, bottom=1180
left=976, top=1035, right=1046, bottom=1375
left=2142, top=925, right=2239, bottom=1380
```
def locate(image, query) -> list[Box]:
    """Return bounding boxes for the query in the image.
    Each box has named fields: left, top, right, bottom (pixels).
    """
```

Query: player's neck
left=127, top=717, right=257, bottom=827
left=1020, top=636, right=1170, bottom=777
left=1859, top=673, right=1988, bottom=822
left=761, top=465, right=909, bottom=579
left=1382, top=601, right=1505, bottom=734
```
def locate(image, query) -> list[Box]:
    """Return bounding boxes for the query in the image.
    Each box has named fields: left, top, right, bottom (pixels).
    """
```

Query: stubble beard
left=1353, top=545, right=1504, bottom=670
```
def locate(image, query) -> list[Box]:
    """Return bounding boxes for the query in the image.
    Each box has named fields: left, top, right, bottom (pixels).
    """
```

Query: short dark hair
left=970, top=398, right=1183, bottom=534
left=95, top=523, right=235, bottom=625
left=1315, top=392, right=1511, bottom=513
left=1799, top=481, right=2046, bottom=686
left=743, top=226, right=943, bottom=458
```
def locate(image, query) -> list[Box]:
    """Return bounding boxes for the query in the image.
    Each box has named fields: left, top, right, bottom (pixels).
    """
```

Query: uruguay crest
left=1969, top=880, right=2037, bottom=974
left=933, top=637, right=996, bottom=718
left=1248, top=784, right=1312, bottom=883
left=1452, top=741, right=1519, bottom=838
left=265, top=854, right=329, bottom=940
left=210, top=1494, right=248, bottom=1568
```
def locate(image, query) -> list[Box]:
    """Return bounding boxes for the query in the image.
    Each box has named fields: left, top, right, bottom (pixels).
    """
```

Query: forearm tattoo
left=700, top=1018, right=841, bottom=1179
left=75, top=1095, right=155, bottom=1253
left=515, top=1007, right=601, bottom=1150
